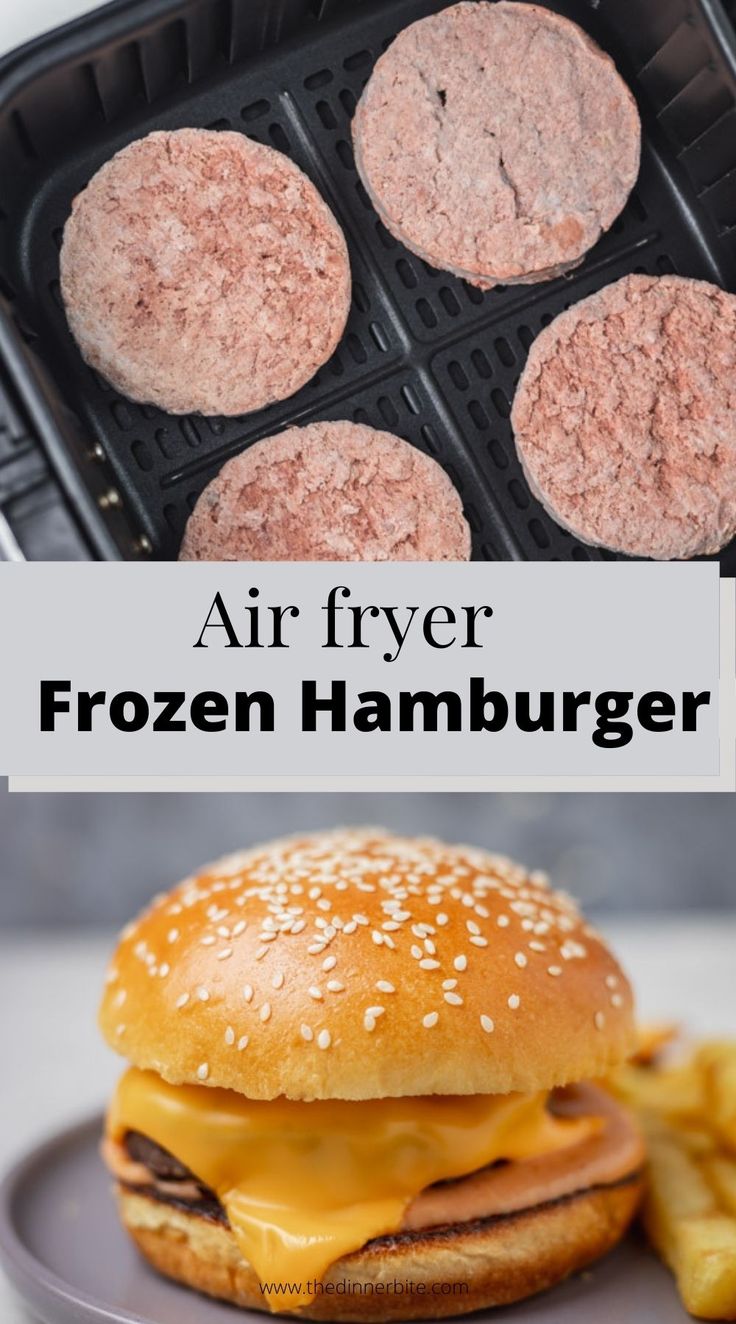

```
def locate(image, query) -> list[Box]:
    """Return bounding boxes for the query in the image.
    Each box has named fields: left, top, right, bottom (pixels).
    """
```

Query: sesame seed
left=291, top=919, right=306, bottom=934
left=514, top=952, right=528, bottom=968
left=225, top=1026, right=235, bottom=1045
left=307, top=943, right=324, bottom=955
left=364, top=1014, right=377, bottom=1032
left=497, top=915, right=510, bottom=928
left=444, top=992, right=463, bottom=1006
left=411, top=945, right=423, bottom=960
left=255, top=946, right=269, bottom=960
left=547, top=966, right=562, bottom=977
left=424, top=938, right=436, bottom=955
left=595, top=1011, right=605, bottom=1030
left=168, top=929, right=179, bottom=944
left=419, top=958, right=440, bottom=970
left=508, top=994, right=520, bottom=1010
left=480, top=1015, right=495, bottom=1033
left=217, top=925, right=230, bottom=938
left=243, top=984, right=253, bottom=1002
left=308, top=986, right=323, bottom=1000
left=317, top=1030, right=331, bottom=1050
left=217, top=948, right=233, bottom=961
left=237, top=1035, right=249, bottom=1051
left=422, top=1012, right=439, bottom=1029
left=605, top=974, right=619, bottom=989
left=366, top=1006, right=385, bottom=1018
left=371, top=931, right=383, bottom=946
left=343, top=922, right=357, bottom=935
left=528, top=941, right=546, bottom=952
left=436, top=913, right=449, bottom=926
left=114, top=989, right=127, bottom=1007
left=115, top=1023, right=126, bottom=1036
left=197, top=987, right=210, bottom=1002
left=197, top=1063, right=209, bottom=1081
left=353, top=914, right=369, bottom=926
left=260, top=1002, right=271, bottom=1022
left=454, top=954, right=468, bottom=972
left=442, top=979, right=458, bottom=990
left=466, top=920, right=481, bottom=935
left=469, top=935, right=488, bottom=947
left=300, top=1024, right=313, bottom=1042
left=272, top=971, right=284, bottom=989
left=322, top=956, right=337, bottom=972
left=611, top=992, right=624, bottom=1008
left=201, top=935, right=216, bottom=947
left=232, top=920, right=247, bottom=936
left=326, top=979, right=344, bottom=993
left=176, top=992, right=189, bottom=1009
left=376, top=980, right=395, bottom=994
left=561, top=939, right=587, bottom=961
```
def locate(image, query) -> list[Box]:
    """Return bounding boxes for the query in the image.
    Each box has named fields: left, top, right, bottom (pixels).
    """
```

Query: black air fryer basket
left=1, top=0, right=735, bottom=561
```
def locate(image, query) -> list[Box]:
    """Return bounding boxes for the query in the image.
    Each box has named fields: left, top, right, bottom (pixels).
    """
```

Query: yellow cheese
left=109, top=1068, right=600, bottom=1308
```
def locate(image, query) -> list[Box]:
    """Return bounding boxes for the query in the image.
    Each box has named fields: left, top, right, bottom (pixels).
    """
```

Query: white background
left=1, top=0, right=97, bottom=55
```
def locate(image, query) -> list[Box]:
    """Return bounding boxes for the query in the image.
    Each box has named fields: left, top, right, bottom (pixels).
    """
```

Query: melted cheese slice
left=109, top=1068, right=601, bottom=1308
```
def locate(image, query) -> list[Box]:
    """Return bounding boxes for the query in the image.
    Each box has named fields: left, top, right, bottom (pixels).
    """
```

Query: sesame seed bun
left=99, top=830, right=634, bottom=1100
left=117, top=1173, right=643, bottom=1320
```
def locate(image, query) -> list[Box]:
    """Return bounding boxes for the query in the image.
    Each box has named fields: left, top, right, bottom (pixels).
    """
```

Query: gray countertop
left=1, top=918, right=735, bottom=1323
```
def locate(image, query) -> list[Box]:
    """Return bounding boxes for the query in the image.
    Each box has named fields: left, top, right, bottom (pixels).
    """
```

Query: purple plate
left=0, top=1115, right=689, bottom=1323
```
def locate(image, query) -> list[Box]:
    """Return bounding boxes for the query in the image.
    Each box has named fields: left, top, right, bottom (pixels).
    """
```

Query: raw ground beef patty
left=60, top=129, right=351, bottom=416
left=511, top=273, right=736, bottom=560
left=178, top=420, right=471, bottom=561
left=352, top=1, right=640, bottom=288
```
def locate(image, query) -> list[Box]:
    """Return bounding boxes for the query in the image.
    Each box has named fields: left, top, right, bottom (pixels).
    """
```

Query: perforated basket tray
left=1, top=0, right=736, bottom=561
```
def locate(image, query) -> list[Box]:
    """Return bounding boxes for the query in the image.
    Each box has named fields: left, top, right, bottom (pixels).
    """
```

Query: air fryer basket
left=1, top=0, right=735, bottom=562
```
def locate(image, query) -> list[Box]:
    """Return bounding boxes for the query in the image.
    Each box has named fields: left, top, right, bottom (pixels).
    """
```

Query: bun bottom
left=118, top=1177, right=642, bottom=1320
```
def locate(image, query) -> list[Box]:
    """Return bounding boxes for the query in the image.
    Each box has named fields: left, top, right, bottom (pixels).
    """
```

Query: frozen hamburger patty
left=178, top=420, right=471, bottom=561
left=60, top=129, right=351, bottom=416
left=511, top=274, right=736, bottom=560
left=353, top=1, right=640, bottom=288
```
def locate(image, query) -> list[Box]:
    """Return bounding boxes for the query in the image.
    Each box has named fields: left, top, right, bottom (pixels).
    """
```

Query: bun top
left=99, top=830, right=635, bottom=1100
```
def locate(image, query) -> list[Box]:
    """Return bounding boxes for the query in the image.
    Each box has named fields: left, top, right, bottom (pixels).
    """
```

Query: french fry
left=703, top=1155, right=736, bottom=1219
left=678, top=1126, right=719, bottom=1158
left=610, top=1061, right=704, bottom=1122
left=698, top=1043, right=736, bottom=1155
left=642, top=1121, right=736, bottom=1319
left=607, top=1036, right=736, bottom=1318
left=632, top=1020, right=681, bottom=1065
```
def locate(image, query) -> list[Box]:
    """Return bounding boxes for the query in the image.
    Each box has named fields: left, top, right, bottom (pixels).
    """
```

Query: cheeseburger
left=99, top=830, right=644, bottom=1318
